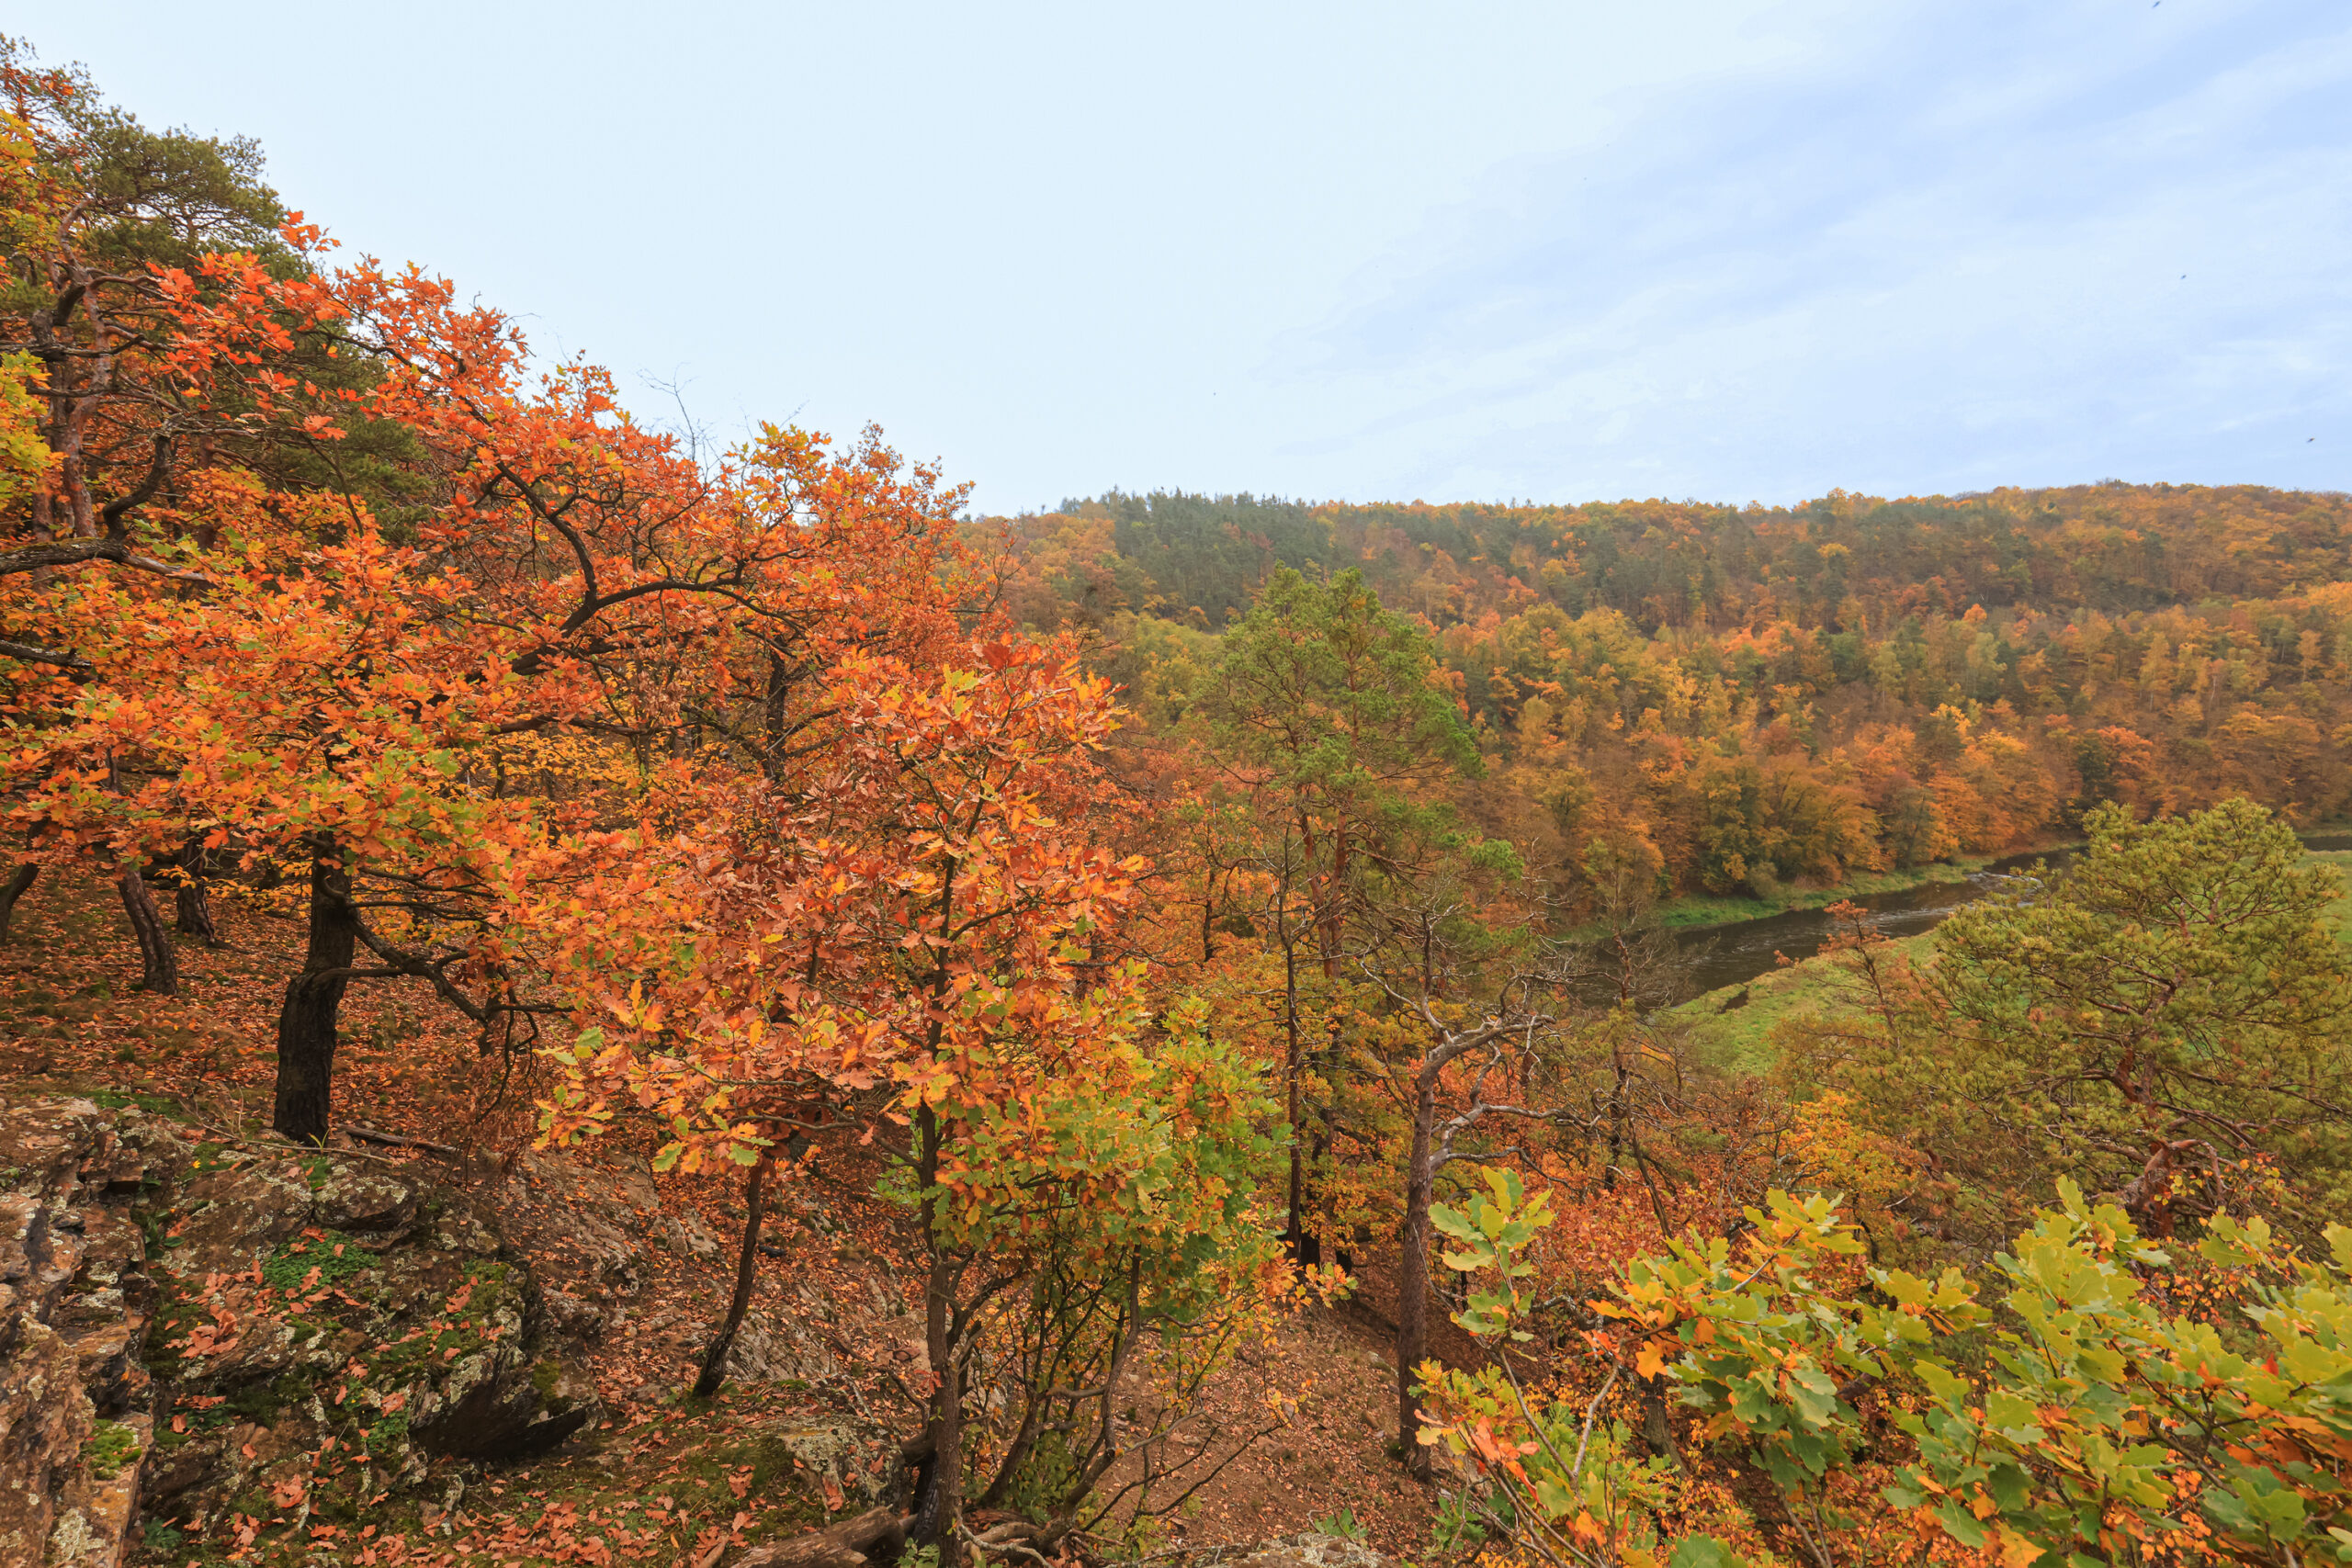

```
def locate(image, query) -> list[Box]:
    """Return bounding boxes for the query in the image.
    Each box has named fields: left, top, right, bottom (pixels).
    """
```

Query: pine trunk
left=273, top=847, right=356, bottom=1144
left=118, top=867, right=178, bottom=995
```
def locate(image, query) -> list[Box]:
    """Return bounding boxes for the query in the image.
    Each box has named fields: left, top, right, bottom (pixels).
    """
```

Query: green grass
left=2310, top=851, right=2352, bottom=948
left=1670, top=931, right=1938, bottom=1070
left=85, top=1087, right=187, bottom=1117
left=260, top=1232, right=381, bottom=1292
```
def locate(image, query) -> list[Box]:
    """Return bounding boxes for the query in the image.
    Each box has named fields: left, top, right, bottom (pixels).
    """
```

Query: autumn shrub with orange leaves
left=1419, top=1169, right=2352, bottom=1568
left=533, top=637, right=1314, bottom=1553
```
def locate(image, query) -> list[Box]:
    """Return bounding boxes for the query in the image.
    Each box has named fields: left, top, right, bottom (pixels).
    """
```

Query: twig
left=959, top=1522, right=1056, bottom=1568
left=347, top=1124, right=462, bottom=1158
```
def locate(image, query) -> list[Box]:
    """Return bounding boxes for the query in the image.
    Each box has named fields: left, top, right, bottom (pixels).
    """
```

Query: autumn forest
left=998, top=484, right=2352, bottom=907
left=6, top=37, right=2352, bottom=1568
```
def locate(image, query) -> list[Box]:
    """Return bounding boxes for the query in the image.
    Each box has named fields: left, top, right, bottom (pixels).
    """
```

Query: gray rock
left=0, top=1095, right=172, bottom=1568
left=723, top=1309, right=839, bottom=1385
left=753, top=1418, right=898, bottom=1506
left=0, top=1091, right=607, bottom=1562
left=660, top=1211, right=722, bottom=1261
left=540, top=1287, right=615, bottom=1343
left=503, top=1152, right=650, bottom=1298
left=306, top=1166, right=415, bottom=1234
left=1230, top=1532, right=1394, bottom=1568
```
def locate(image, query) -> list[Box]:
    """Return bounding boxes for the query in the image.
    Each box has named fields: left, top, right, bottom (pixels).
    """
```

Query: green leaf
left=1915, top=1359, right=1971, bottom=1404
left=1936, top=1501, right=1987, bottom=1549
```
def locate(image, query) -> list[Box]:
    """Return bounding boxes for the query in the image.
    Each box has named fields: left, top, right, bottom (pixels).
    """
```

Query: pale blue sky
left=38, top=1, right=2352, bottom=513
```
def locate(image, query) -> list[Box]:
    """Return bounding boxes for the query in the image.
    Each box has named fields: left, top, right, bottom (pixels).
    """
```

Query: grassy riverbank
left=1590, top=856, right=2021, bottom=942
left=1668, top=931, right=1937, bottom=1070
left=1670, top=849, right=2352, bottom=1071
left=2312, top=850, right=2352, bottom=943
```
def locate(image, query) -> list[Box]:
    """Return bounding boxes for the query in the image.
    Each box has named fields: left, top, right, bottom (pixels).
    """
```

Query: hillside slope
left=0, top=874, right=1433, bottom=1566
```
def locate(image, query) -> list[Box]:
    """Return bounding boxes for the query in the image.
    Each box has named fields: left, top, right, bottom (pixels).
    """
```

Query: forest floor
left=0, top=873, right=1442, bottom=1566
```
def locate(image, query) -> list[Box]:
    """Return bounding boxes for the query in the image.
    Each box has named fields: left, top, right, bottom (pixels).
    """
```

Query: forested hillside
left=986, top=486, right=2352, bottom=909
left=7, top=36, right=2352, bottom=1568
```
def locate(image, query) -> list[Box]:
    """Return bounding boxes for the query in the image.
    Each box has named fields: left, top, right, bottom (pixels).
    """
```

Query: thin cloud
left=1272, top=0, right=2352, bottom=502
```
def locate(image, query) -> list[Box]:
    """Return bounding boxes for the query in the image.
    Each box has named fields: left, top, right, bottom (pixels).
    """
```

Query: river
left=1668, top=830, right=2352, bottom=998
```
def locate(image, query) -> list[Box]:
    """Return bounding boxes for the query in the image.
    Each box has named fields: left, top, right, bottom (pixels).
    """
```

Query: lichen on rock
left=0, top=1091, right=605, bottom=1564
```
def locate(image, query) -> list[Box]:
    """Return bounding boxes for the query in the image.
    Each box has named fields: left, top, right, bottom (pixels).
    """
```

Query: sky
left=35, top=0, right=2352, bottom=514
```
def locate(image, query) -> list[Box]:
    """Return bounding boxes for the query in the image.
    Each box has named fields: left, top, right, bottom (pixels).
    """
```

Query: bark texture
left=117, top=867, right=178, bottom=995
left=0, top=863, right=35, bottom=942
left=273, top=848, right=356, bottom=1143
left=693, top=1155, right=771, bottom=1399
left=734, top=1508, right=908, bottom=1568
left=173, top=844, right=221, bottom=946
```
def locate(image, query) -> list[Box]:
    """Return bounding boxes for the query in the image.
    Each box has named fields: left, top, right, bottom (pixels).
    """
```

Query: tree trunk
left=1396, top=1066, right=1440, bottom=1480
left=0, top=863, right=36, bottom=942
left=1283, top=925, right=1321, bottom=1267
left=910, top=1270, right=964, bottom=1553
left=693, top=1155, right=772, bottom=1399
left=273, top=846, right=356, bottom=1144
left=2117, top=1136, right=2199, bottom=1238
left=734, top=1507, right=909, bottom=1568
left=910, top=1104, right=965, bottom=1557
left=1603, top=1033, right=1628, bottom=1190
left=174, top=875, right=218, bottom=943
left=1639, top=1377, right=1676, bottom=1461
left=174, top=843, right=221, bottom=945
left=118, top=867, right=178, bottom=995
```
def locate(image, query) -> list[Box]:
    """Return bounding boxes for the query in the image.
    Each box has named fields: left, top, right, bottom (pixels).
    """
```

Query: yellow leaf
left=1995, top=1529, right=2042, bottom=1568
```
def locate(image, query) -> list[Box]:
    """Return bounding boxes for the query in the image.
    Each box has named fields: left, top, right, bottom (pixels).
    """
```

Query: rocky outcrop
left=0, top=1093, right=605, bottom=1564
